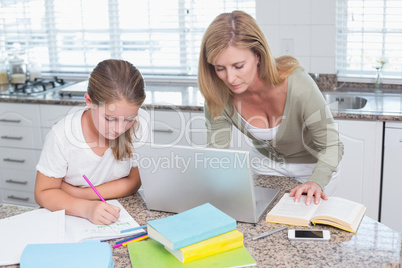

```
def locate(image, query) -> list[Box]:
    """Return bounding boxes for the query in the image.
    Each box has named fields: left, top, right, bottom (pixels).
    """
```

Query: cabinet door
left=0, top=147, right=40, bottom=171
left=0, top=125, right=42, bottom=149
left=0, top=103, right=41, bottom=127
left=40, top=104, right=84, bottom=142
left=380, top=122, right=402, bottom=232
left=147, top=108, right=191, bottom=146
left=335, top=119, right=383, bottom=220
left=40, top=104, right=83, bottom=128
left=189, top=111, right=251, bottom=151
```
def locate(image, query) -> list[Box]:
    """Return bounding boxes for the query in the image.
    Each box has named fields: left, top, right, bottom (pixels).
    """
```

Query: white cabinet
left=188, top=111, right=251, bottom=151
left=0, top=103, right=81, bottom=206
left=380, top=122, right=402, bottom=233
left=335, top=119, right=383, bottom=220
left=0, top=103, right=42, bottom=206
left=146, top=108, right=192, bottom=146
left=40, top=104, right=83, bottom=141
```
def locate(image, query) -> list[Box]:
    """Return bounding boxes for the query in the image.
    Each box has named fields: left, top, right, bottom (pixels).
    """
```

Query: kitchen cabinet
left=39, top=104, right=83, bottom=141
left=0, top=103, right=42, bottom=206
left=188, top=111, right=252, bottom=151
left=0, top=103, right=83, bottom=206
left=145, top=108, right=192, bottom=146
left=334, top=119, right=383, bottom=221
left=380, top=122, right=402, bottom=233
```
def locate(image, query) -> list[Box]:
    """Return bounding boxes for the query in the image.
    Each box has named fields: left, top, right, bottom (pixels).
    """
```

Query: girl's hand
left=85, top=201, right=121, bottom=225
left=289, top=181, right=328, bottom=205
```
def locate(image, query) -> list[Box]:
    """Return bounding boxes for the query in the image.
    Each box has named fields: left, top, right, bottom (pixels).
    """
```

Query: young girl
left=35, top=59, right=148, bottom=225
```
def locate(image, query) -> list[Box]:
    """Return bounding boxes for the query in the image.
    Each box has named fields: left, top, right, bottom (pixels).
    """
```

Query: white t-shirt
left=36, top=107, right=150, bottom=187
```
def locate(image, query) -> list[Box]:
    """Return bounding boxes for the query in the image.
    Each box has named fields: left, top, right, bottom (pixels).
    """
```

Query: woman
left=198, top=11, right=343, bottom=205
left=35, top=59, right=148, bottom=224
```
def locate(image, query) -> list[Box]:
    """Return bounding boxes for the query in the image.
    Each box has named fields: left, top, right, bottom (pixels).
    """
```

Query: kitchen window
left=0, top=0, right=255, bottom=79
left=336, top=0, right=402, bottom=83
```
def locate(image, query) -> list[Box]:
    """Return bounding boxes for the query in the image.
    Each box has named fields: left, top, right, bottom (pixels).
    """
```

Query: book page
left=312, top=197, right=365, bottom=225
left=267, top=193, right=319, bottom=221
left=65, top=199, right=144, bottom=242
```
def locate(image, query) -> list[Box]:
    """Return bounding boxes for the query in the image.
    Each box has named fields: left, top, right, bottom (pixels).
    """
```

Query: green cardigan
left=204, top=69, right=344, bottom=190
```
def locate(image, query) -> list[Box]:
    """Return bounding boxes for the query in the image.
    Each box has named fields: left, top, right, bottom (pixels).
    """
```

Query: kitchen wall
left=256, top=0, right=336, bottom=75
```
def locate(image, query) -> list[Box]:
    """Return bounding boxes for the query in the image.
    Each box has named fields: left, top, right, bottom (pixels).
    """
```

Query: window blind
left=0, top=0, right=255, bottom=77
left=336, top=0, right=402, bottom=82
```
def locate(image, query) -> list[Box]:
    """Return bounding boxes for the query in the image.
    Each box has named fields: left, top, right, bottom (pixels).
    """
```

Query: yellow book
left=266, top=193, right=366, bottom=233
left=164, top=230, right=244, bottom=263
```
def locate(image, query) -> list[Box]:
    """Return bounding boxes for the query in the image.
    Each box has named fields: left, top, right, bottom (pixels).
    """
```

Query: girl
left=198, top=11, right=344, bottom=206
left=35, top=59, right=148, bottom=225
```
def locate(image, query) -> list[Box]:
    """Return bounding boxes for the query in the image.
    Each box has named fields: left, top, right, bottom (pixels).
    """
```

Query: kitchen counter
left=1, top=82, right=402, bottom=121
left=1, top=175, right=400, bottom=268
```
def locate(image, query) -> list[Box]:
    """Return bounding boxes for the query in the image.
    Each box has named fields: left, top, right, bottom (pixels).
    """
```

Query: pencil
left=83, top=174, right=106, bottom=202
left=115, top=231, right=147, bottom=245
left=113, top=234, right=148, bottom=248
left=123, top=234, right=149, bottom=246
left=120, top=225, right=147, bottom=234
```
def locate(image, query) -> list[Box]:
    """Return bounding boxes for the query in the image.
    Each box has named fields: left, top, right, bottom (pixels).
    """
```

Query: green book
left=128, top=240, right=256, bottom=268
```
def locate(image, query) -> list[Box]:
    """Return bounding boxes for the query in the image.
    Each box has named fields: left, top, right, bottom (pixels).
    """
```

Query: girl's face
left=85, top=95, right=139, bottom=140
left=214, top=45, right=260, bottom=94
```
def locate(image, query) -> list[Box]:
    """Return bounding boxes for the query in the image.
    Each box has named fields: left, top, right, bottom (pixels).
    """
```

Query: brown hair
left=198, top=10, right=302, bottom=118
left=87, top=59, right=146, bottom=160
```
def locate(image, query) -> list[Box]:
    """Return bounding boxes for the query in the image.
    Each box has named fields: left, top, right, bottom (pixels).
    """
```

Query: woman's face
left=213, top=45, right=260, bottom=94
left=85, top=96, right=139, bottom=140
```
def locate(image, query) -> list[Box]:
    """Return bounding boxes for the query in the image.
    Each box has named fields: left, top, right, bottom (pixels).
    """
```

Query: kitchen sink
left=322, top=94, right=368, bottom=110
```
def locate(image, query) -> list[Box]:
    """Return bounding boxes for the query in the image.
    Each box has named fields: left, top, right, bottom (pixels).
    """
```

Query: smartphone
left=288, top=229, right=330, bottom=241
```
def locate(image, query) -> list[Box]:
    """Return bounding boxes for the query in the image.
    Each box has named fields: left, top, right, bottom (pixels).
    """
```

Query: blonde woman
left=198, top=11, right=343, bottom=205
left=35, top=59, right=148, bottom=224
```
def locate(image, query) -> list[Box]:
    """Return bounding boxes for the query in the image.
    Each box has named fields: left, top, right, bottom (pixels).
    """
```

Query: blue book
left=147, top=203, right=236, bottom=250
left=20, top=241, right=114, bottom=268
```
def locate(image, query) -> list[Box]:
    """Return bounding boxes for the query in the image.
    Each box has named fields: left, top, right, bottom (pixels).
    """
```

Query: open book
left=265, top=193, right=366, bottom=233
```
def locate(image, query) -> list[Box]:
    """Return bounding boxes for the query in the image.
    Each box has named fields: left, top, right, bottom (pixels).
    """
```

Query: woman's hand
left=289, top=181, right=328, bottom=205
left=84, top=201, right=121, bottom=225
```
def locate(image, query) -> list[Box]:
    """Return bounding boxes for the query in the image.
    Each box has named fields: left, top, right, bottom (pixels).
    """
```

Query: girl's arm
left=34, top=171, right=120, bottom=225
left=60, top=167, right=141, bottom=200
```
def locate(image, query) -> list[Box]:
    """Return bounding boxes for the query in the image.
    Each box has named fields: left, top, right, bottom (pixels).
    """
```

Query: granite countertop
left=1, top=176, right=401, bottom=268
left=1, top=82, right=402, bottom=121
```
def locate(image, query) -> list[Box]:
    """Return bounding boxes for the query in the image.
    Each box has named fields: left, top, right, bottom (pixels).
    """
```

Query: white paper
left=0, top=209, right=65, bottom=266
left=64, top=199, right=144, bottom=242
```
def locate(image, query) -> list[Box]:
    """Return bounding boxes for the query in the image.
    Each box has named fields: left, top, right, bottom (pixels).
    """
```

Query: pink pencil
left=83, top=175, right=106, bottom=202
left=113, top=234, right=148, bottom=248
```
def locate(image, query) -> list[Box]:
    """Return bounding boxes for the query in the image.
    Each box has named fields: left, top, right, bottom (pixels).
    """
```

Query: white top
left=36, top=107, right=150, bottom=187
left=238, top=112, right=280, bottom=141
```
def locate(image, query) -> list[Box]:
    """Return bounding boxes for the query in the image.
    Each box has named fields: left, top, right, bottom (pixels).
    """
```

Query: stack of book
left=128, top=203, right=256, bottom=267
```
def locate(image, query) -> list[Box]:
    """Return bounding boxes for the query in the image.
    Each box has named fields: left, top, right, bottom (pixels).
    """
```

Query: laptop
left=134, top=143, right=280, bottom=223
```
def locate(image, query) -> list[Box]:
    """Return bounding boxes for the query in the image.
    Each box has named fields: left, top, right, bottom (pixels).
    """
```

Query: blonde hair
left=198, top=10, right=302, bottom=118
left=87, top=59, right=146, bottom=160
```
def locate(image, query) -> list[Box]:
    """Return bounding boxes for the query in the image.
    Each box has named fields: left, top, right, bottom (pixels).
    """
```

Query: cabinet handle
left=0, top=119, right=21, bottom=123
left=6, top=179, right=28, bottom=185
left=3, top=158, right=25, bottom=163
left=153, top=128, right=174, bottom=133
left=7, top=195, right=29, bottom=202
left=1, top=135, right=23, bottom=140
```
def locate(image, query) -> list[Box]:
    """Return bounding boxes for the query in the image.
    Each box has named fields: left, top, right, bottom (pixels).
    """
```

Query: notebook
left=134, top=143, right=279, bottom=223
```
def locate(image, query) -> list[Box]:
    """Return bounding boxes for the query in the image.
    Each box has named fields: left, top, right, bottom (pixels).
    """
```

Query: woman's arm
left=60, top=167, right=141, bottom=200
left=34, top=171, right=120, bottom=225
left=290, top=73, right=344, bottom=204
